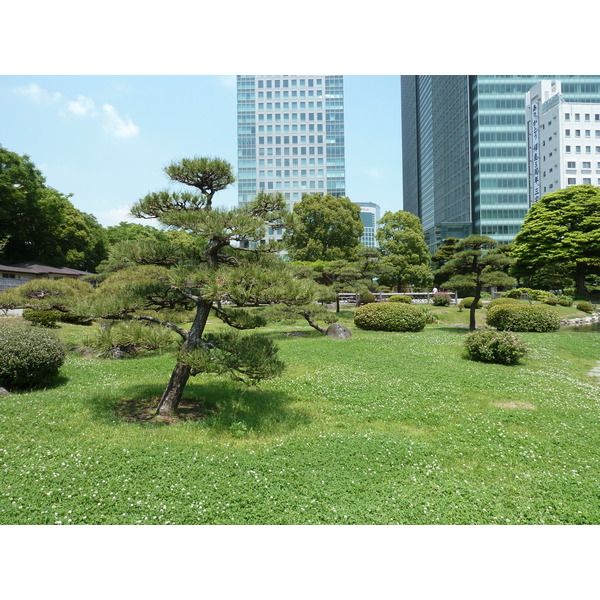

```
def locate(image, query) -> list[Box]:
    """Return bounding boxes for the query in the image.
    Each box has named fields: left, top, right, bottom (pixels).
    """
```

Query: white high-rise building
left=526, top=80, right=600, bottom=205
left=236, top=75, right=346, bottom=209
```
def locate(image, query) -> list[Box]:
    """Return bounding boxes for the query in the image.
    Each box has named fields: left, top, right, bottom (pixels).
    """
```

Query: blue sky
left=0, top=75, right=401, bottom=226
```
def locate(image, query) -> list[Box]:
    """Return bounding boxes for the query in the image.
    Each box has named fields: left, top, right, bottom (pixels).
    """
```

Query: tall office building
left=237, top=75, right=346, bottom=211
left=526, top=80, right=600, bottom=204
left=402, top=75, right=600, bottom=252
left=356, top=202, right=380, bottom=248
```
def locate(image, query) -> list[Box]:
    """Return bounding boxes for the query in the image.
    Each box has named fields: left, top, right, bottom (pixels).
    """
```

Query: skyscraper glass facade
left=356, top=202, right=380, bottom=248
left=402, top=75, right=600, bottom=250
left=236, top=75, right=346, bottom=208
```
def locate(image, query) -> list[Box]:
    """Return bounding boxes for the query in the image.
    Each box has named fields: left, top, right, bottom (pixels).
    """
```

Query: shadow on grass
left=88, top=379, right=311, bottom=436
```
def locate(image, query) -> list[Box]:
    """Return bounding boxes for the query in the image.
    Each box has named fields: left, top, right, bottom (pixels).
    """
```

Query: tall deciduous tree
left=375, top=210, right=433, bottom=291
left=283, top=193, right=364, bottom=261
left=0, top=146, right=109, bottom=270
left=436, top=234, right=515, bottom=330
left=511, top=185, right=600, bottom=297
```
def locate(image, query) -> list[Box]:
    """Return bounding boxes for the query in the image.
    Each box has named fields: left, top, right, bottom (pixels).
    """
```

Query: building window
left=567, top=178, right=576, bottom=184
left=565, top=129, right=570, bottom=136
left=567, top=161, right=576, bottom=168
left=566, top=145, right=571, bottom=153
left=583, top=178, right=591, bottom=184
left=583, top=162, right=591, bottom=169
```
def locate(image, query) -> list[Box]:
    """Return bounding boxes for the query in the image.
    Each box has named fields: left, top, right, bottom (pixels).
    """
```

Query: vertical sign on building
left=531, top=102, right=541, bottom=204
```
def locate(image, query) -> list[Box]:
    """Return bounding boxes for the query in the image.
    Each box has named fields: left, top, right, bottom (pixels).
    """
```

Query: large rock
left=326, top=323, right=352, bottom=339
left=0, top=387, right=9, bottom=397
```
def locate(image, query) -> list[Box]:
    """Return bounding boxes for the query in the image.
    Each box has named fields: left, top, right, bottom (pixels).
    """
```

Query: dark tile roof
left=0, top=263, right=90, bottom=276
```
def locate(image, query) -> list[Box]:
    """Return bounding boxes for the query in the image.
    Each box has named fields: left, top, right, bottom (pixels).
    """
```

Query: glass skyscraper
left=236, top=75, right=346, bottom=209
left=402, top=75, right=600, bottom=252
left=356, top=202, right=380, bottom=248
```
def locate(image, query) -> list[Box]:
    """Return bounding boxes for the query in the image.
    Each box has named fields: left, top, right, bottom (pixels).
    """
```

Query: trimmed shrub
left=543, top=297, right=558, bottom=306
left=354, top=302, right=426, bottom=332
left=576, top=301, right=595, bottom=313
left=558, top=296, right=573, bottom=307
left=503, top=288, right=532, bottom=299
left=487, top=297, right=521, bottom=310
left=22, top=308, right=63, bottom=328
left=431, top=292, right=451, bottom=306
left=459, top=297, right=483, bottom=309
left=388, top=294, right=412, bottom=304
left=0, top=323, right=65, bottom=390
left=486, top=304, right=560, bottom=332
left=464, top=329, right=528, bottom=365
left=84, top=320, right=177, bottom=357
left=360, top=292, right=376, bottom=305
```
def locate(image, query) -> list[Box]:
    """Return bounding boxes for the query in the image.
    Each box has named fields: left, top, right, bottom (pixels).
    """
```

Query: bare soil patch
left=492, top=401, right=536, bottom=410
left=115, top=397, right=218, bottom=423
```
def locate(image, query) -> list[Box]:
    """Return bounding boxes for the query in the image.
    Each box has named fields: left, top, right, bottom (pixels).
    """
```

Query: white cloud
left=102, top=103, right=140, bottom=138
left=67, top=95, right=97, bottom=116
left=14, top=82, right=62, bottom=102
left=13, top=82, right=139, bottom=139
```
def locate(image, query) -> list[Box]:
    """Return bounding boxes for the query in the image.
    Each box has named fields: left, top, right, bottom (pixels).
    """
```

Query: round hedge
left=354, top=302, right=426, bottom=332
left=576, top=301, right=595, bottom=313
left=464, top=329, right=528, bottom=365
left=486, top=304, right=560, bottom=332
left=388, top=295, right=412, bottom=304
left=0, top=323, right=65, bottom=389
left=459, top=297, right=483, bottom=309
left=487, top=297, right=522, bottom=310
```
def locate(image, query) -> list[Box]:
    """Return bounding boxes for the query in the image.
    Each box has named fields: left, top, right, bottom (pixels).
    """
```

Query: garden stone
left=0, top=387, right=9, bottom=397
left=326, top=323, right=352, bottom=339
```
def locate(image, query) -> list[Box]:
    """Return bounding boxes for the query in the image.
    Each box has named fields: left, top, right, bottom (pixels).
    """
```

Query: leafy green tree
left=436, top=234, right=516, bottom=330
left=0, top=146, right=108, bottom=270
left=376, top=210, right=433, bottom=291
left=85, top=157, right=308, bottom=416
left=283, top=193, right=364, bottom=261
left=105, top=221, right=168, bottom=245
left=511, top=185, right=600, bottom=297
left=1, top=146, right=47, bottom=263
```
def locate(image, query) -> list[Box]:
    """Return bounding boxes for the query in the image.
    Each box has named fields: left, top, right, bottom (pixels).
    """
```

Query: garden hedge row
left=354, top=302, right=426, bottom=332
left=486, top=304, right=560, bottom=332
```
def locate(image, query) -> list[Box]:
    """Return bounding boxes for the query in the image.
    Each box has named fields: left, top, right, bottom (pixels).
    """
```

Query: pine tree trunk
left=156, top=362, right=192, bottom=416
left=155, top=300, right=212, bottom=416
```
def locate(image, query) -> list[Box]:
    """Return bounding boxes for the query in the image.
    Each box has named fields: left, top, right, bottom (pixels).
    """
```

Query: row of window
left=564, top=129, right=600, bottom=137
left=259, top=170, right=325, bottom=178
left=564, top=112, right=600, bottom=121
left=259, top=158, right=324, bottom=167
left=258, top=125, right=323, bottom=134
left=257, top=147, right=323, bottom=156
left=258, top=113, right=323, bottom=121
left=257, top=90, right=323, bottom=100
left=565, top=145, right=600, bottom=153
left=258, top=135, right=324, bottom=144
left=258, top=102, right=323, bottom=110
left=257, top=78, right=323, bottom=88
left=566, top=161, right=600, bottom=169
left=259, top=180, right=325, bottom=190
left=567, top=178, right=600, bottom=185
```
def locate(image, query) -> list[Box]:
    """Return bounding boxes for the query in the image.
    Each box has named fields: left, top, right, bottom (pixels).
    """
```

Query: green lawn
left=0, top=309, right=599, bottom=524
